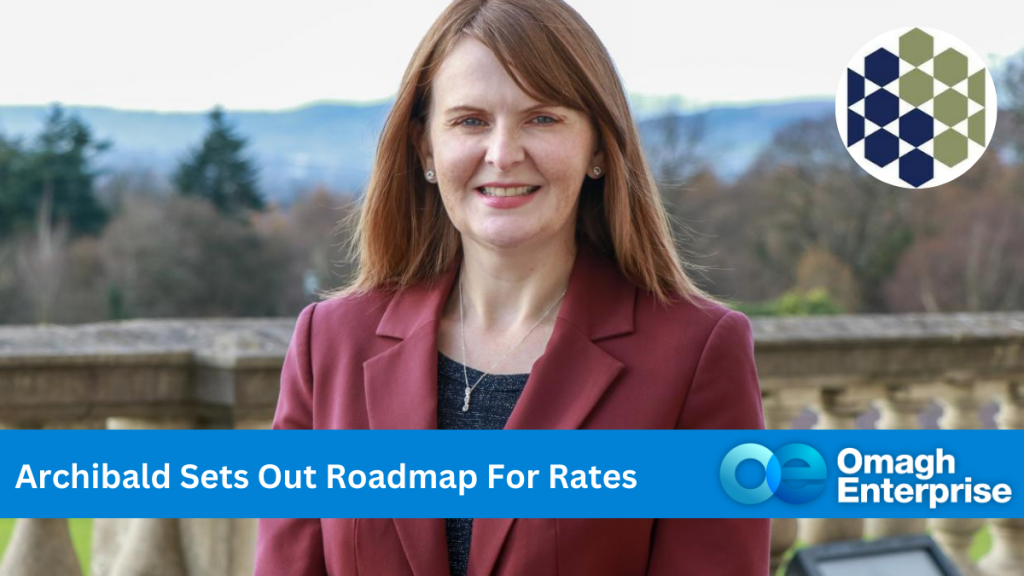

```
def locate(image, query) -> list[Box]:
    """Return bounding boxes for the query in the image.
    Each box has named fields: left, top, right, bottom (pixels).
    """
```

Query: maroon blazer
left=255, top=245, right=770, bottom=576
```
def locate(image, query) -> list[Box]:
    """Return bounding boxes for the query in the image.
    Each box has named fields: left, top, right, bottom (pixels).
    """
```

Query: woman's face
left=419, top=37, right=603, bottom=253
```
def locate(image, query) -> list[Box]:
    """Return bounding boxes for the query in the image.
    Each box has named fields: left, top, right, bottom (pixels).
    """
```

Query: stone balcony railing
left=1, top=312, right=1023, bottom=576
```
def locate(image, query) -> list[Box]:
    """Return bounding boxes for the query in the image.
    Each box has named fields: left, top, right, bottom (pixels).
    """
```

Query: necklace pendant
left=462, top=387, right=472, bottom=412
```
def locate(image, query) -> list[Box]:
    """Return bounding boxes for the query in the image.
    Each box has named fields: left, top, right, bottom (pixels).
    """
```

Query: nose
left=485, top=122, right=525, bottom=172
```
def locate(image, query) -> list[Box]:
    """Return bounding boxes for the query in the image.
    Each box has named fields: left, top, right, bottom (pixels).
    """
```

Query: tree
left=258, top=187, right=360, bottom=298
left=645, top=109, right=707, bottom=187
left=736, top=117, right=915, bottom=312
left=100, top=195, right=292, bottom=319
left=173, top=107, right=264, bottom=216
left=14, top=182, right=69, bottom=323
left=0, top=133, right=26, bottom=235
left=0, top=105, right=110, bottom=239
left=885, top=157, right=1024, bottom=312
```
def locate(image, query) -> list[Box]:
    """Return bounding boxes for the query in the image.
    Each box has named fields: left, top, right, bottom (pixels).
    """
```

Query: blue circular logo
left=720, top=443, right=827, bottom=505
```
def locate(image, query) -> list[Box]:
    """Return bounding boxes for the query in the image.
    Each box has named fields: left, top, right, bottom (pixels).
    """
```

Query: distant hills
left=0, top=97, right=833, bottom=204
left=640, top=98, right=834, bottom=177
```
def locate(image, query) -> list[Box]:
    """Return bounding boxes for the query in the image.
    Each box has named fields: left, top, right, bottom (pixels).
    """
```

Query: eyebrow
left=443, top=103, right=562, bottom=116
left=444, top=105, right=485, bottom=116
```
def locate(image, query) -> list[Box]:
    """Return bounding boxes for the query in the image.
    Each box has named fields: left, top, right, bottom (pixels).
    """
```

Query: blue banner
left=0, top=430, right=1018, bottom=518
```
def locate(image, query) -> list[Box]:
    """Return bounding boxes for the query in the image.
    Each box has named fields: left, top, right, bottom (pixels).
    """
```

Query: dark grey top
left=437, top=352, right=530, bottom=576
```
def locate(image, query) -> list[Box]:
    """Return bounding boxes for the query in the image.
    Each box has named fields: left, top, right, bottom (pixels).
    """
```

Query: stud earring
left=425, top=170, right=436, bottom=182
left=592, top=166, right=603, bottom=177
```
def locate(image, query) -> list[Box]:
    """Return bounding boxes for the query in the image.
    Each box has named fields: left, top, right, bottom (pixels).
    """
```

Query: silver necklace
left=458, top=273, right=567, bottom=413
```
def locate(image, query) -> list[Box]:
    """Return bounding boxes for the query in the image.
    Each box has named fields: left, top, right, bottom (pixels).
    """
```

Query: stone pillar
left=930, top=381, right=985, bottom=576
left=813, top=388, right=866, bottom=431
left=102, top=417, right=193, bottom=576
left=866, top=385, right=929, bottom=539
left=936, top=381, right=982, bottom=430
left=980, top=518, right=1024, bottom=576
left=932, top=517, right=985, bottom=576
left=90, top=517, right=128, bottom=576
left=762, top=390, right=803, bottom=432
left=180, top=519, right=230, bottom=576
left=761, top=390, right=803, bottom=573
left=231, top=419, right=273, bottom=576
left=0, top=519, right=82, bottom=576
left=800, top=388, right=869, bottom=545
left=108, top=518, right=187, bottom=576
left=0, top=422, right=83, bottom=576
left=875, top=385, right=928, bottom=431
left=978, top=381, right=1024, bottom=576
left=992, top=381, right=1024, bottom=431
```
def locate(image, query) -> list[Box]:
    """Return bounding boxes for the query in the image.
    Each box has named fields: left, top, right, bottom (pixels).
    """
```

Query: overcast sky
left=1, top=0, right=1022, bottom=112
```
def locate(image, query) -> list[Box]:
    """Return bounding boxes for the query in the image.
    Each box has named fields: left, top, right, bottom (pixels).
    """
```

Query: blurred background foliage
left=3, top=51, right=1024, bottom=324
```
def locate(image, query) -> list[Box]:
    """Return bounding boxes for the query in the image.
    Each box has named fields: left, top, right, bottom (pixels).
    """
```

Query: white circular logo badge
left=836, top=27, right=997, bottom=188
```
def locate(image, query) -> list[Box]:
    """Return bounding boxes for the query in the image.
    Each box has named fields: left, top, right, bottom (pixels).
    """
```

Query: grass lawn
left=0, top=518, right=993, bottom=576
left=0, top=518, right=92, bottom=575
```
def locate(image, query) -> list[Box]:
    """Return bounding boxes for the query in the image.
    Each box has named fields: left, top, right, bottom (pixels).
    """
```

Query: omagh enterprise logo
left=720, top=443, right=827, bottom=504
left=836, top=28, right=996, bottom=188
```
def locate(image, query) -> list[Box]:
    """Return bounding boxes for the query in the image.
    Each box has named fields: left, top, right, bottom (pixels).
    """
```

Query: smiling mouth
left=477, top=185, right=541, bottom=197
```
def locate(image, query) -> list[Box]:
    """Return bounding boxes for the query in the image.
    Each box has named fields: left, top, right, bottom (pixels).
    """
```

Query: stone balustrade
left=0, top=312, right=1023, bottom=575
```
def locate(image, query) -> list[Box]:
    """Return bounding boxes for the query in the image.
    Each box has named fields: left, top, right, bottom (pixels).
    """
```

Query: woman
left=255, top=0, right=769, bottom=574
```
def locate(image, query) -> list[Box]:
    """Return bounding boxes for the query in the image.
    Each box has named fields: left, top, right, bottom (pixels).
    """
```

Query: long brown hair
left=330, top=0, right=709, bottom=304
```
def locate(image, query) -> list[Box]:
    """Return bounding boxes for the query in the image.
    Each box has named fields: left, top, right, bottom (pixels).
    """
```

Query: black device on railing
left=785, top=534, right=962, bottom=576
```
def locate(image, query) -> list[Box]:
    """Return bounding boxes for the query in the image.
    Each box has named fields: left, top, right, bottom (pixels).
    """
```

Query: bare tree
left=101, top=194, right=297, bottom=319
left=646, top=109, right=708, bottom=188
left=735, top=117, right=914, bottom=312
left=284, top=188, right=359, bottom=292
left=886, top=165, right=1024, bottom=313
left=15, top=183, right=69, bottom=323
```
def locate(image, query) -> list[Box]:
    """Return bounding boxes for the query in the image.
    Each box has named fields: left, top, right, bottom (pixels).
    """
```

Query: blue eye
left=532, top=115, right=557, bottom=124
left=460, top=117, right=485, bottom=127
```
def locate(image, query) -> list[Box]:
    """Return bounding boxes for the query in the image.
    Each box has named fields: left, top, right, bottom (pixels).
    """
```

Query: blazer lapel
left=390, top=518, right=450, bottom=576
left=508, top=242, right=636, bottom=431
left=363, top=244, right=635, bottom=432
left=363, top=244, right=637, bottom=576
left=363, top=265, right=458, bottom=576
left=503, top=324, right=625, bottom=430
left=363, top=258, right=460, bottom=431
left=469, top=245, right=637, bottom=576
left=363, top=327, right=443, bottom=430
left=467, top=332, right=627, bottom=576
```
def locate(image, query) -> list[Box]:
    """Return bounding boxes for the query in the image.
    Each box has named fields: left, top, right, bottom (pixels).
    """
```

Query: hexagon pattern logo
left=836, top=28, right=997, bottom=188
